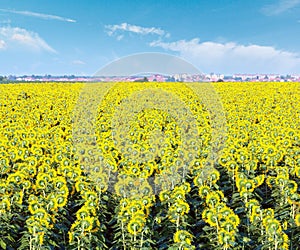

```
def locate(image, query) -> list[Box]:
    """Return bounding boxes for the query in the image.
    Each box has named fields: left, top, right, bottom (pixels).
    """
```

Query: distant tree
left=167, top=77, right=175, bottom=82
left=134, top=77, right=148, bottom=82
left=0, top=76, right=3, bottom=82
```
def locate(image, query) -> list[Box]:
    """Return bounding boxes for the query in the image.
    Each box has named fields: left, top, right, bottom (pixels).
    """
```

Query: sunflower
left=37, top=231, right=45, bottom=245
left=22, top=180, right=32, bottom=190
left=265, top=219, right=281, bottom=234
left=75, top=180, right=89, bottom=192
left=13, top=191, right=24, bottom=205
left=206, top=211, right=219, bottom=227
left=279, top=233, right=289, bottom=250
left=275, top=174, right=287, bottom=187
left=28, top=165, right=38, bottom=178
left=54, top=152, right=63, bottom=162
left=295, top=214, right=300, bottom=227
left=79, top=216, right=94, bottom=232
left=275, top=166, right=289, bottom=178
left=225, top=160, right=238, bottom=173
left=128, top=200, right=144, bottom=213
left=266, top=176, right=276, bottom=188
left=47, top=168, right=57, bottom=179
left=209, top=169, right=220, bottom=185
left=26, top=217, right=44, bottom=234
left=198, top=185, right=211, bottom=199
left=173, top=230, right=193, bottom=244
left=53, top=176, right=67, bottom=190
left=0, top=181, right=8, bottom=195
left=220, top=207, right=233, bottom=217
left=287, top=180, right=298, bottom=194
left=127, top=218, right=144, bottom=235
left=27, top=156, right=38, bottom=168
left=141, top=196, right=153, bottom=208
left=82, top=190, right=98, bottom=201
left=28, top=200, right=41, bottom=214
left=218, top=228, right=235, bottom=247
left=115, top=180, right=128, bottom=197
left=245, top=199, right=260, bottom=210
left=180, top=182, right=191, bottom=193
left=219, top=151, right=230, bottom=165
left=0, top=158, right=10, bottom=174
left=295, top=166, right=300, bottom=178
left=55, top=195, right=68, bottom=208
left=206, top=191, right=220, bottom=208
left=90, top=218, right=100, bottom=233
left=47, top=197, right=58, bottom=211
left=174, top=200, right=190, bottom=216
left=171, top=187, right=186, bottom=200
left=7, top=171, right=25, bottom=185
left=0, top=196, right=10, bottom=211
left=245, top=160, right=258, bottom=172
left=33, top=208, right=49, bottom=221
left=215, top=202, right=226, bottom=213
left=35, top=176, right=48, bottom=190
left=128, top=165, right=141, bottom=177
left=239, top=190, right=251, bottom=199
left=159, top=190, right=170, bottom=202
left=236, top=178, right=246, bottom=192
left=83, top=200, right=97, bottom=215
left=68, top=231, right=75, bottom=244
left=253, top=174, right=265, bottom=188
left=243, top=179, right=255, bottom=192
left=56, top=185, right=69, bottom=197
left=227, top=213, right=240, bottom=228
left=221, top=219, right=237, bottom=232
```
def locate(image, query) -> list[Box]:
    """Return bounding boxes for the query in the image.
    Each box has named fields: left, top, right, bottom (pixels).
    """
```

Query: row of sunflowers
left=0, top=81, right=299, bottom=249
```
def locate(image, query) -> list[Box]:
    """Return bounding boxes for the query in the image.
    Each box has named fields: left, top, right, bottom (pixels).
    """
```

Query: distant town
left=1, top=73, right=300, bottom=83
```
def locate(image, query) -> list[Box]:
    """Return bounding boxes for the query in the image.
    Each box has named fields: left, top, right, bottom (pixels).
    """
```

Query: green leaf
left=0, top=239, right=6, bottom=249
left=102, top=195, right=109, bottom=201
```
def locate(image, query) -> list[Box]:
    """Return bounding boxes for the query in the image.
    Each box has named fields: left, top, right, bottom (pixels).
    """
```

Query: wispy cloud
left=0, top=39, right=6, bottom=49
left=0, top=19, right=11, bottom=24
left=105, top=22, right=170, bottom=39
left=0, top=26, right=56, bottom=53
left=261, top=0, right=300, bottom=15
left=150, top=38, right=300, bottom=74
left=0, top=9, right=76, bottom=22
left=72, top=60, right=86, bottom=65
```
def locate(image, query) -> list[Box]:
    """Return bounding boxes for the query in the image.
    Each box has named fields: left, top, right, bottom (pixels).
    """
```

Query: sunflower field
left=0, top=81, right=299, bottom=250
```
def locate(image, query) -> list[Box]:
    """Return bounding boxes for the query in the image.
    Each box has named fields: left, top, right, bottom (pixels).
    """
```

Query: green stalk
left=176, top=215, right=180, bottom=231
left=121, top=220, right=126, bottom=250
left=140, top=230, right=144, bottom=248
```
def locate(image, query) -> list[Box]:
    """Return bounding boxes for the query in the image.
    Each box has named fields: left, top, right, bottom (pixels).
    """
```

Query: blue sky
left=0, top=0, right=300, bottom=75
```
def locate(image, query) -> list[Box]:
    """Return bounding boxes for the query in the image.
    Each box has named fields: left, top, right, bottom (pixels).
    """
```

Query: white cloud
left=0, top=9, right=76, bottom=22
left=72, top=60, right=86, bottom=65
left=0, top=19, right=11, bottom=24
left=0, top=26, right=56, bottom=53
left=116, top=35, right=124, bottom=41
left=0, top=39, right=6, bottom=49
left=150, top=38, right=300, bottom=74
left=261, top=0, right=300, bottom=15
left=105, top=22, right=169, bottom=39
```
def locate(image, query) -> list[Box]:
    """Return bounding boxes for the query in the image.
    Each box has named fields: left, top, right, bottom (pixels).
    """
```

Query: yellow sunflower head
left=173, top=230, right=193, bottom=244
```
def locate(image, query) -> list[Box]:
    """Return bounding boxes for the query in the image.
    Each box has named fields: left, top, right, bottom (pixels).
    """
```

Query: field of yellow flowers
left=0, top=81, right=299, bottom=250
